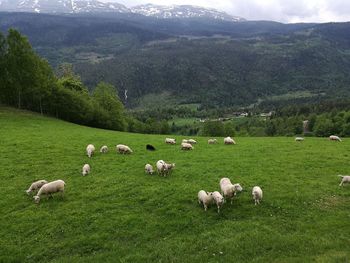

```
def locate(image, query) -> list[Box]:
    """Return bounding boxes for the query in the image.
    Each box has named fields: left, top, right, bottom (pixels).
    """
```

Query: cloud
left=101, top=0, right=350, bottom=23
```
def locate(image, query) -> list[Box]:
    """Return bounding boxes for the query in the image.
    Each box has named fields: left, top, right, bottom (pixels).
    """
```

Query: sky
left=101, top=0, right=350, bottom=23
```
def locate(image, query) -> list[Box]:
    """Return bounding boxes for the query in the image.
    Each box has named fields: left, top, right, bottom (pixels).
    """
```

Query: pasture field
left=0, top=107, right=349, bottom=262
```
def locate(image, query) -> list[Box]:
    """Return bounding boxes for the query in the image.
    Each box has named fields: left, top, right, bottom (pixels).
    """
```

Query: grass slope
left=0, top=107, right=349, bottom=262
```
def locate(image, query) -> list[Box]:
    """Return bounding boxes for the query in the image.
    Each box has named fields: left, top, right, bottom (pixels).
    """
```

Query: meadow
left=0, top=107, right=349, bottom=262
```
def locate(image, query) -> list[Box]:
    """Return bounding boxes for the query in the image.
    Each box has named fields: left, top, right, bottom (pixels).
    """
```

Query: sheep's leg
left=204, top=205, right=207, bottom=211
left=339, top=181, right=343, bottom=186
left=217, top=205, right=220, bottom=213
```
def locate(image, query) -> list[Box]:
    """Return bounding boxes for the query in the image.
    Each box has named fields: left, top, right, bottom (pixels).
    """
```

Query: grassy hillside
left=0, top=107, right=349, bottom=262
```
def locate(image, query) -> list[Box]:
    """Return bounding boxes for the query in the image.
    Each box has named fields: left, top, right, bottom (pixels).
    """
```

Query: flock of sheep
left=25, top=134, right=348, bottom=210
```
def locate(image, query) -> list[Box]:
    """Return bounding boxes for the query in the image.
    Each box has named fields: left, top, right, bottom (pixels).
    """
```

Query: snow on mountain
left=130, top=4, right=245, bottom=22
left=0, top=0, right=244, bottom=22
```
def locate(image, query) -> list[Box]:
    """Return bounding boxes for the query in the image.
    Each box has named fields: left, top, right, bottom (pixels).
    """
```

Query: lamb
left=82, top=164, right=91, bottom=176
left=338, top=175, right=350, bottom=186
left=145, top=164, right=154, bottom=175
left=116, top=144, right=133, bottom=154
left=181, top=142, right=194, bottom=150
left=220, top=177, right=243, bottom=204
left=86, top=144, right=95, bottom=158
left=211, top=191, right=224, bottom=213
left=100, top=145, right=108, bottom=153
left=295, top=137, right=304, bottom=142
left=26, top=180, right=48, bottom=195
left=198, top=190, right=213, bottom=211
left=165, top=138, right=176, bottom=145
left=224, top=137, right=236, bottom=145
left=252, top=186, right=263, bottom=205
left=208, top=139, right=218, bottom=144
left=156, top=160, right=175, bottom=176
left=329, top=135, right=342, bottom=142
left=188, top=139, right=197, bottom=145
left=33, top=180, right=65, bottom=204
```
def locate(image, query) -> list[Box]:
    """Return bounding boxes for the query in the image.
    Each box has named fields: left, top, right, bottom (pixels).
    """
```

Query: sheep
left=181, top=142, right=194, bottom=150
left=146, top=144, right=156, bottom=151
left=252, top=186, right=263, bottom=205
left=295, top=137, right=304, bottom=142
left=188, top=139, right=197, bottom=145
left=220, top=177, right=243, bottom=204
left=26, top=180, right=48, bottom=195
left=165, top=138, right=176, bottom=145
left=116, top=144, right=133, bottom=154
left=208, top=139, right=218, bottom=144
left=211, top=191, right=224, bottom=213
left=329, top=135, right=342, bottom=142
left=100, top=145, right=108, bottom=153
left=156, top=160, right=175, bottom=176
left=86, top=144, right=95, bottom=158
left=33, top=180, right=65, bottom=204
left=198, top=190, right=213, bottom=211
left=224, top=137, right=236, bottom=145
left=82, top=164, right=91, bottom=176
left=182, top=139, right=189, bottom=144
left=145, top=164, right=154, bottom=175
left=338, top=175, right=350, bottom=186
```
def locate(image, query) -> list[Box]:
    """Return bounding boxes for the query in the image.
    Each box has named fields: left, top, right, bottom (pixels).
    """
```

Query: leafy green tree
left=201, top=121, right=225, bottom=136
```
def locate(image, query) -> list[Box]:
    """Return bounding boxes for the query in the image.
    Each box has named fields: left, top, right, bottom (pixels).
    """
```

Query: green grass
left=0, top=107, right=349, bottom=262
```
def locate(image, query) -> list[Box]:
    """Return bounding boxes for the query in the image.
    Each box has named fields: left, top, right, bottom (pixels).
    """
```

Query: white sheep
left=156, top=160, right=175, bottom=176
left=26, top=180, right=48, bottom=195
left=165, top=138, right=176, bottom=145
left=86, top=144, right=95, bottom=158
left=116, top=144, right=133, bottom=154
left=181, top=142, right=194, bottom=150
left=198, top=190, right=213, bottom=211
left=100, top=145, right=108, bottom=153
left=82, top=164, right=91, bottom=176
left=188, top=139, right=197, bottom=144
left=338, top=175, right=350, bottom=186
left=329, top=135, right=342, bottom=142
left=182, top=139, right=189, bottom=144
left=208, top=139, right=218, bottom=144
left=295, top=137, right=304, bottom=142
left=220, top=177, right=243, bottom=204
left=145, top=164, right=154, bottom=175
left=33, top=180, right=65, bottom=204
left=224, top=137, right=236, bottom=145
left=211, top=191, right=224, bottom=213
left=252, top=186, right=263, bottom=205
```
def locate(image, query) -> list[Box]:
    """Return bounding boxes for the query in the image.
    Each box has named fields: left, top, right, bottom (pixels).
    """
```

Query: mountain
left=0, top=0, right=244, bottom=22
left=130, top=4, right=244, bottom=22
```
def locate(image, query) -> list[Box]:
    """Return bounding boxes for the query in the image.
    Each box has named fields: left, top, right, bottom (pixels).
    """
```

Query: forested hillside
left=1, top=13, right=350, bottom=109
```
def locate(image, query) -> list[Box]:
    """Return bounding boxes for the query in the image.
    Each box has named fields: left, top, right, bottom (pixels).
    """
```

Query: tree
left=201, top=121, right=225, bottom=136
left=93, top=82, right=126, bottom=131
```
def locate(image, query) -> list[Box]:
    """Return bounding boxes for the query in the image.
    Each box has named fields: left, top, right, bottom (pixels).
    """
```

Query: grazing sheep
left=165, top=138, right=176, bottom=145
left=208, top=139, right=218, bottom=144
left=116, top=144, right=133, bottom=154
left=181, top=142, right=194, bottom=150
left=329, top=135, right=342, bottom=142
left=146, top=144, right=156, bottom=151
left=252, top=186, right=263, bottom=205
left=145, top=164, right=154, bottom=175
left=82, top=164, right=91, bottom=176
left=295, top=137, right=304, bottom=142
left=182, top=139, right=189, bottom=144
left=26, top=180, right=48, bottom=195
left=224, top=137, right=236, bottom=145
left=220, top=178, right=243, bottom=204
left=100, top=145, right=108, bottom=153
left=33, top=180, right=65, bottom=204
left=188, top=139, right=197, bottom=145
left=156, top=160, right=175, bottom=176
left=211, top=191, right=224, bottom=213
left=86, top=144, right=95, bottom=158
left=198, top=190, right=213, bottom=211
left=338, top=175, right=350, bottom=186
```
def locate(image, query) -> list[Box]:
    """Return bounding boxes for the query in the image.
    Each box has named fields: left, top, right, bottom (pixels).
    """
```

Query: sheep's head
left=234, top=184, right=243, bottom=192
left=33, top=196, right=40, bottom=204
left=25, top=189, right=31, bottom=195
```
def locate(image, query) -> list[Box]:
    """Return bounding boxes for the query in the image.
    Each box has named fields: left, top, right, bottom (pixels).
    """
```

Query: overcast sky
left=101, top=0, right=350, bottom=23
